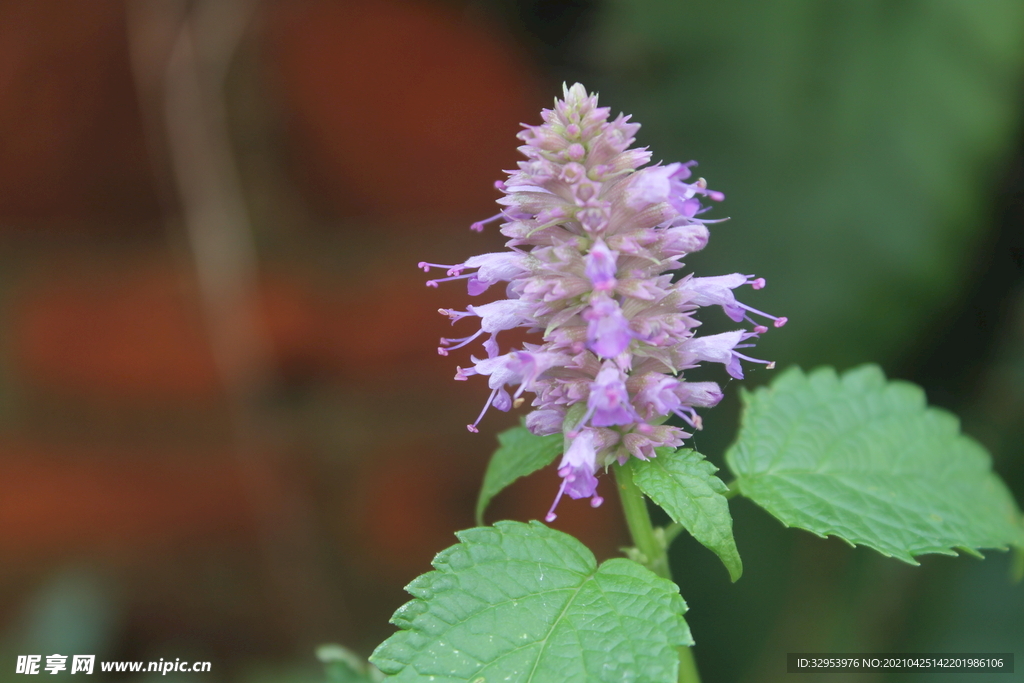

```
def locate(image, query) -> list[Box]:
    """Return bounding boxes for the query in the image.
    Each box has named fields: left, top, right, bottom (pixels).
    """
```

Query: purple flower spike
left=420, top=83, right=785, bottom=517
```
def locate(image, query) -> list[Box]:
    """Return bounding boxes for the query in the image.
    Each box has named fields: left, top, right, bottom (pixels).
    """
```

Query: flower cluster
left=420, top=84, right=785, bottom=521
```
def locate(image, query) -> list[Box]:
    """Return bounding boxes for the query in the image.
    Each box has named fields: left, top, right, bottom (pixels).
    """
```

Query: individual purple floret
left=420, top=84, right=786, bottom=519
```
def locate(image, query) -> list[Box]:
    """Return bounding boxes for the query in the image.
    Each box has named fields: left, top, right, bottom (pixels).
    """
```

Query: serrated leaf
left=476, top=426, right=562, bottom=524
left=631, top=448, right=742, bottom=582
left=726, top=365, right=1024, bottom=563
left=370, top=520, right=691, bottom=683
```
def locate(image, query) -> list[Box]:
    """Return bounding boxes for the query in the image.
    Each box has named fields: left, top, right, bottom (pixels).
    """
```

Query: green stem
left=664, top=522, right=685, bottom=546
left=613, top=462, right=701, bottom=683
left=614, top=461, right=669, bottom=578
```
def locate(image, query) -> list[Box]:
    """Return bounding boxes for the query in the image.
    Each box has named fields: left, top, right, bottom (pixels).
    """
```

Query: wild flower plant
left=359, top=84, right=1024, bottom=683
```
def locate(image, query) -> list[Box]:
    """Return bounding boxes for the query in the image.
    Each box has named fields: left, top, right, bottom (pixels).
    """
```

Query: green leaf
left=631, top=448, right=743, bottom=582
left=726, top=365, right=1024, bottom=563
left=476, top=426, right=562, bottom=525
left=317, top=645, right=383, bottom=683
left=370, top=521, right=691, bottom=683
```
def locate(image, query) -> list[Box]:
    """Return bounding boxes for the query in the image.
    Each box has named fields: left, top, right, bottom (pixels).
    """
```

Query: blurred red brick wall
left=0, top=0, right=627, bottom=655
left=0, top=1, right=158, bottom=224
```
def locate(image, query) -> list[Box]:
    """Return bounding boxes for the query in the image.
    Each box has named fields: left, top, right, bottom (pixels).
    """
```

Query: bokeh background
left=0, top=1, right=1021, bottom=682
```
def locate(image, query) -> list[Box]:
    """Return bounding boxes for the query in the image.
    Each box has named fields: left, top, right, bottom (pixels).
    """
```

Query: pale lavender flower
left=584, top=240, right=618, bottom=291
left=682, top=330, right=776, bottom=380
left=421, top=83, right=786, bottom=519
left=456, top=347, right=568, bottom=432
left=545, top=428, right=606, bottom=523
left=680, top=274, right=788, bottom=332
left=573, top=362, right=640, bottom=432
left=583, top=295, right=634, bottom=358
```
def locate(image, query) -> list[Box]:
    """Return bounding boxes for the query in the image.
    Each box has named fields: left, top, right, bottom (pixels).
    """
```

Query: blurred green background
left=0, top=1, right=1020, bottom=682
